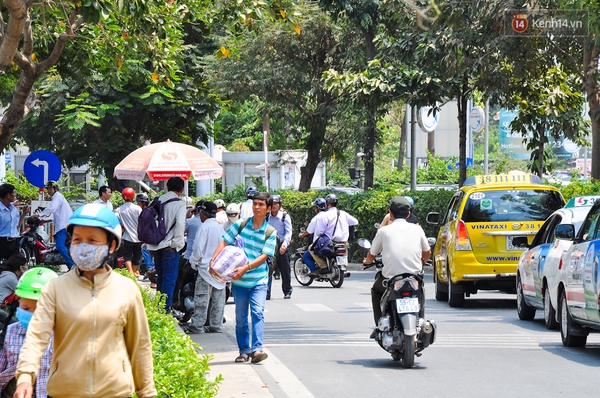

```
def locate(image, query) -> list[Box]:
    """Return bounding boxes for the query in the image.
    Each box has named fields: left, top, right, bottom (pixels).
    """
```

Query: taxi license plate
left=336, top=256, right=348, bottom=266
left=506, top=236, right=525, bottom=251
left=396, top=297, right=419, bottom=314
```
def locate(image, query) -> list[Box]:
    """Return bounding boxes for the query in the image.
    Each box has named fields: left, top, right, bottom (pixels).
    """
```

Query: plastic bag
left=210, top=237, right=248, bottom=284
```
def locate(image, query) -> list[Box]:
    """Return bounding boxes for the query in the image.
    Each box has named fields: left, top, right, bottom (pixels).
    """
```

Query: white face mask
left=70, top=243, right=109, bottom=271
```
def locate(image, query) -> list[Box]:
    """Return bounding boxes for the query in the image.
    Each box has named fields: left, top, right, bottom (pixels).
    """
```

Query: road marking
left=262, top=349, right=315, bottom=398
left=294, top=303, right=333, bottom=312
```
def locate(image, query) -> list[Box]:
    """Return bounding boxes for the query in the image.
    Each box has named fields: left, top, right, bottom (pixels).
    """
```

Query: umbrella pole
left=184, top=180, right=189, bottom=198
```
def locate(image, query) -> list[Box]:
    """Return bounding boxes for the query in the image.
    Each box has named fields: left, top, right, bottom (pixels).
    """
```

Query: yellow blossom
left=294, top=24, right=301, bottom=35
left=220, top=46, right=231, bottom=57
left=279, top=9, right=286, bottom=18
left=152, top=73, right=160, bottom=82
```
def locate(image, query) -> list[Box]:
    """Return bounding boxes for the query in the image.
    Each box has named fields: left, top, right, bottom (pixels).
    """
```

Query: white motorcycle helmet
left=226, top=203, right=241, bottom=224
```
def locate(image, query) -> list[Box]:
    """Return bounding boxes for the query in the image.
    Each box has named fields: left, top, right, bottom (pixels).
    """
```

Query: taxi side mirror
left=426, top=212, right=440, bottom=225
left=555, top=224, right=575, bottom=241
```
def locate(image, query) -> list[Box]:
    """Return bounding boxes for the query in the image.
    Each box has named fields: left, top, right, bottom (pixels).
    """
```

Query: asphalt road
left=194, top=269, right=600, bottom=398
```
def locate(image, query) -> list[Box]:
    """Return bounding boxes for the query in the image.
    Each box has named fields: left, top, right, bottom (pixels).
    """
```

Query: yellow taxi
left=425, top=172, right=564, bottom=307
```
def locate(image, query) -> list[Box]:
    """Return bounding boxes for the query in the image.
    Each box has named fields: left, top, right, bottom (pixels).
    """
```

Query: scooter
left=358, top=238, right=436, bottom=368
left=19, top=217, right=64, bottom=268
left=293, top=238, right=351, bottom=288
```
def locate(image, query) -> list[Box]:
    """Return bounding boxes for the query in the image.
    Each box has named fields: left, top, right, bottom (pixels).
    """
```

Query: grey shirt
left=115, top=202, right=141, bottom=243
left=0, top=271, right=18, bottom=303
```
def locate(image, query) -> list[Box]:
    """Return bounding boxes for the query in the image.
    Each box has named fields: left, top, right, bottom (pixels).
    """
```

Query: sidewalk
left=181, top=319, right=274, bottom=398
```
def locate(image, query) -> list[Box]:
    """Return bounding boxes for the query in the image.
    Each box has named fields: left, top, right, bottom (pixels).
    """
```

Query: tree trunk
left=361, top=25, right=377, bottom=189
left=537, top=120, right=545, bottom=177
left=0, top=69, right=36, bottom=152
left=457, top=94, right=468, bottom=186
left=299, top=119, right=327, bottom=192
left=428, top=130, right=435, bottom=157
left=583, top=41, right=600, bottom=179
left=398, top=111, right=406, bottom=172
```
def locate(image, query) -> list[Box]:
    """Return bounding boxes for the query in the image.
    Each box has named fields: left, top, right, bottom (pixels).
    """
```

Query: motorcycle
left=19, top=217, right=64, bottom=268
left=172, top=260, right=231, bottom=323
left=293, top=237, right=351, bottom=288
left=358, top=238, right=436, bottom=368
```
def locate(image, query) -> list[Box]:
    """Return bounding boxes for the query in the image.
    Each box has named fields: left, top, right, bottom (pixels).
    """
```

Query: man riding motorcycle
left=363, top=196, right=431, bottom=337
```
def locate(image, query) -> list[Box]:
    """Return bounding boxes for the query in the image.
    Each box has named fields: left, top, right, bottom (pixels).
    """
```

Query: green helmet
left=15, top=267, right=58, bottom=300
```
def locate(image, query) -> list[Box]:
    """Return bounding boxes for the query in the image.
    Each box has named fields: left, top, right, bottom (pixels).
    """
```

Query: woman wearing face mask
left=0, top=254, right=27, bottom=307
left=0, top=267, right=57, bottom=398
left=13, top=204, right=157, bottom=398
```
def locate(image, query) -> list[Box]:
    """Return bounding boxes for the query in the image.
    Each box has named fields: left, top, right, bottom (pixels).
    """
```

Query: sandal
left=235, top=354, right=250, bottom=363
left=251, top=351, right=268, bottom=364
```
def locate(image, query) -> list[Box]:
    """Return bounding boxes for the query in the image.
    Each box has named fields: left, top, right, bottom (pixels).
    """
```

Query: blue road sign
left=23, top=150, right=62, bottom=188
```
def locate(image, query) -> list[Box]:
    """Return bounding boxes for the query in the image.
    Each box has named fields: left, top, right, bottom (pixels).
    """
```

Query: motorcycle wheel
left=293, top=258, right=313, bottom=286
left=329, top=263, right=344, bottom=288
left=402, top=334, right=415, bottom=368
left=19, top=244, right=37, bottom=269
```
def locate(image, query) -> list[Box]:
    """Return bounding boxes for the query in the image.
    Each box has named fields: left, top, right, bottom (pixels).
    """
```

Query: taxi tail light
left=456, top=220, right=472, bottom=251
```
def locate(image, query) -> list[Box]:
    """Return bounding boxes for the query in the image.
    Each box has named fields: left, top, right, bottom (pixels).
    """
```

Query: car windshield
left=462, top=189, right=564, bottom=222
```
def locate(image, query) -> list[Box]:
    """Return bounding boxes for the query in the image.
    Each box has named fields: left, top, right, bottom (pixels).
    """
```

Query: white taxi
left=516, top=205, right=591, bottom=329
left=554, top=200, right=600, bottom=347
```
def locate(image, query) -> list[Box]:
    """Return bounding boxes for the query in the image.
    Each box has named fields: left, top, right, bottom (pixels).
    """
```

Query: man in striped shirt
left=210, top=192, right=276, bottom=364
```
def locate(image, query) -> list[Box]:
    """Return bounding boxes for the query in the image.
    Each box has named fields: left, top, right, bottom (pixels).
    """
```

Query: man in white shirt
left=307, top=194, right=358, bottom=276
left=239, top=186, right=257, bottom=219
left=92, top=185, right=113, bottom=211
left=363, top=196, right=431, bottom=333
left=184, top=202, right=226, bottom=334
left=115, top=188, right=142, bottom=276
left=34, top=181, right=74, bottom=269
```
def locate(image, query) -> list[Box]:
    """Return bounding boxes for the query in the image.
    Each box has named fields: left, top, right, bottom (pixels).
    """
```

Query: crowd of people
left=0, top=178, right=430, bottom=397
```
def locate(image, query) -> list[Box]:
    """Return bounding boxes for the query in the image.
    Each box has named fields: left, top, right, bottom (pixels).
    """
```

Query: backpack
left=138, top=197, right=181, bottom=245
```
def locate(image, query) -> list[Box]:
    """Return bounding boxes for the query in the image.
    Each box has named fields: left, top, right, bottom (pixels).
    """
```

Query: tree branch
left=36, top=9, right=82, bottom=74
left=548, top=36, right=582, bottom=80
left=22, top=16, right=32, bottom=58
left=0, top=0, right=28, bottom=71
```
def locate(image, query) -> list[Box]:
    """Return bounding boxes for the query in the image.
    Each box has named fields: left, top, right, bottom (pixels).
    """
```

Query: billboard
left=499, top=109, right=580, bottom=160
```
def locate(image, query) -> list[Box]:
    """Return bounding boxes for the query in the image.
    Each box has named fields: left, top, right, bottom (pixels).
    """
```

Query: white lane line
left=295, top=303, right=333, bottom=311
left=263, top=349, right=315, bottom=398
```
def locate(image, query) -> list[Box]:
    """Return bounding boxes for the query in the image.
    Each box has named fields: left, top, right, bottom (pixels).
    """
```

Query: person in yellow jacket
left=14, top=203, right=157, bottom=398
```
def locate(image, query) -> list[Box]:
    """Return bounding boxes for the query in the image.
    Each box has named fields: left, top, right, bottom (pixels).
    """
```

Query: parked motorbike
left=358, top=238, right=436, bottom=368
left=293, top=238, right=351, bottom=288
left=19, top=217, right=64, bottom=268
left=172, top=260, right=231, bottom=323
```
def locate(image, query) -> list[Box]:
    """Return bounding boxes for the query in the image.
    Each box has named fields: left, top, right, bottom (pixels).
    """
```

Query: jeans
left=55, top=228, right=75, bottom=268
left=232, top=284, right=267, bottom=355
left=153, top=248, right=179, bottom=309
left=302, top=250, right=317, bottom=272
left=141, top=246, right=155, bottom=271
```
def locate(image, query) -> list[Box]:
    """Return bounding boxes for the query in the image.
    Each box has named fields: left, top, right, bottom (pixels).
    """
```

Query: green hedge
left=116, top=270, right=220, bottom=398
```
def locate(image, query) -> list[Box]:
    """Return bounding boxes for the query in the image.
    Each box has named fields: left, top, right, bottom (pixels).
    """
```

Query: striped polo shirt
left=223, top=217, right=277, bottom=288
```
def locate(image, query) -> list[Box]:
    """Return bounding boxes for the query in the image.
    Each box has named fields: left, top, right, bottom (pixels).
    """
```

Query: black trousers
left=267, top=250, right=292, bottom=297
left=0, top=238, right=19, bottom=261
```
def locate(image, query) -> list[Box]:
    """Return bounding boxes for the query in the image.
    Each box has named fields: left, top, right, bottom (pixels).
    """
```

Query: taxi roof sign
left=565, top=195, right=600, bottom=208
left=463, top=173, right=543, bottom=186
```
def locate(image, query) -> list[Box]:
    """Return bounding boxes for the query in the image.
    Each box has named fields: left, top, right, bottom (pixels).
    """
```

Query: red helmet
left=122, top=187, right=136, bottom=201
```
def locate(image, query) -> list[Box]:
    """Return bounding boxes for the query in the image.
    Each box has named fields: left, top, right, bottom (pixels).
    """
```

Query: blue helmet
left=312, top=197, right=327, bottom=211
left=404, top=196, right=414, bottom=207
left=246, top=186, right=258, bottom=199
left=272, top=194, right=282, bottom=204
left=67, top=204, right=122, bottom=249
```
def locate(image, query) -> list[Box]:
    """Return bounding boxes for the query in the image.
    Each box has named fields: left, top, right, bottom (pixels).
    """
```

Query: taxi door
left=433, top=192, right=464, bottom=284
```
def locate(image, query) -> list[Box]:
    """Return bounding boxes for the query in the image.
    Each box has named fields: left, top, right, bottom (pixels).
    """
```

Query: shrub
left=115, top=270, right=221, bottom=398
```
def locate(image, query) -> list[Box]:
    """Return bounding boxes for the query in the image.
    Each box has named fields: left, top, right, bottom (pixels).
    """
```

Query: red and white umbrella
left=114, top=140, right=222, bottom=181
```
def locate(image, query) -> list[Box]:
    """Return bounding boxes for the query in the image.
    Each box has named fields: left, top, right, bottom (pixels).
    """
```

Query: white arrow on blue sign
left=23, top=150, right=62, bottom=188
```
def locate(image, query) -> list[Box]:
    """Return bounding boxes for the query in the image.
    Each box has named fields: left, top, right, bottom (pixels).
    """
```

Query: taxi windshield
left=462, top=189, right=564, bottom=222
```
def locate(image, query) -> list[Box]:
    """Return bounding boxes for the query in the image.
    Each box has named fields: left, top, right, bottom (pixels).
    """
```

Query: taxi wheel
left=559, top=290, right=587, bottom=347
left=447, top=271, right=464, bottom=307
left=434, top=270, right=448, bottom=301
left=516, top=274, right=536, bottom=320
left=543, top=285, right=559, bottom=330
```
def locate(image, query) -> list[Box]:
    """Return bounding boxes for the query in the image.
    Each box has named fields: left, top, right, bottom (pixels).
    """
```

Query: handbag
left=312, top=210, right=340, bottom=257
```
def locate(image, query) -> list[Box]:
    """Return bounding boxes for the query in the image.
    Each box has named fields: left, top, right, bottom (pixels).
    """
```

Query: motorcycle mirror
left=374, top=222, right=380, bottom=228
left=357, top=238, right=371, bottom=249
left=299, top=227, right=306, bottom=233
left=427, top=237, right=436, bottom=247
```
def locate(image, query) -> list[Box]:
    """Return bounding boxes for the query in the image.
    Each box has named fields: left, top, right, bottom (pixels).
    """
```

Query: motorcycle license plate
left=396, top=298, right=419, bottom=313
left=336, top=256, right=348, bottom=266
